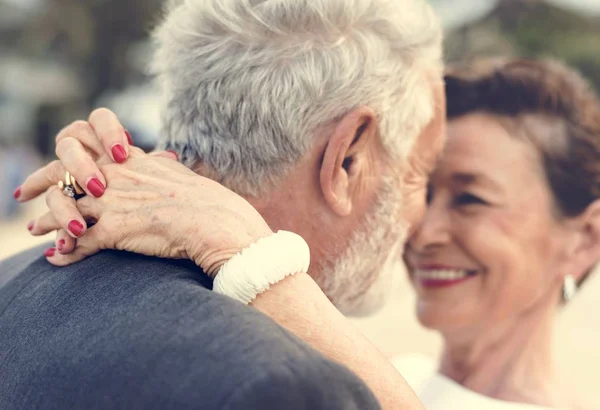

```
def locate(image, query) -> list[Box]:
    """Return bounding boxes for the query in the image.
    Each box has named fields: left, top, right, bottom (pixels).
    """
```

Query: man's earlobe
left=319, top=107, right=378, bottom=217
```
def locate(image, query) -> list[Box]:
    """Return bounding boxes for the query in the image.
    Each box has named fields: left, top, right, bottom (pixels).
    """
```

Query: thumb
left=45, top=230, right=103, bottom=267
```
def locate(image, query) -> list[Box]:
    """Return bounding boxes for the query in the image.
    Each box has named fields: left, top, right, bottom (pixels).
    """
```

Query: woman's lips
left=412, top=267, right=479, bottom=289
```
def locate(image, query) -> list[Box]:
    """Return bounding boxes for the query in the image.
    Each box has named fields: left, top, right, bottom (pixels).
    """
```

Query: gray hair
left=152, top=0, right=443, bottom=195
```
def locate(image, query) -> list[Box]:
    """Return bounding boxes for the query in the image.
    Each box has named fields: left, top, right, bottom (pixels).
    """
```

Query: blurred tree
left=15, top=0, right=164, bottom=106
left=445, top=0, right=600, bottom=91
left=2, top=0, right=164, bottom=153
left=83, top=0, right=164, bottom=104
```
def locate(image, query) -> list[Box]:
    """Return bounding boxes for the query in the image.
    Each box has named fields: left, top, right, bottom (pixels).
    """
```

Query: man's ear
left=320, top=106, right=378, bottom=216
left=565, top=199, right=600, bottom=281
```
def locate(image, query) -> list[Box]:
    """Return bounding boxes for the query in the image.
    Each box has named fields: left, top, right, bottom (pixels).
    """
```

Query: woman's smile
left=412, top=265, right=480, bottom=288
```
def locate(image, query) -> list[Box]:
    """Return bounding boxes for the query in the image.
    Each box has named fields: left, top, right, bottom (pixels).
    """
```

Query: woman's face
left=404, top=113, right=572, bottom=334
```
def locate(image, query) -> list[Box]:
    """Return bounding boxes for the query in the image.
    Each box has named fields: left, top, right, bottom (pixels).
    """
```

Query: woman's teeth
left=413, top=269, right=475, bottom=280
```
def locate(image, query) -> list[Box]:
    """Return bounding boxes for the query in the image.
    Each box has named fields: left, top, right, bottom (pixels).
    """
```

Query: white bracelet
left=212, top=230, right=310, bottom=304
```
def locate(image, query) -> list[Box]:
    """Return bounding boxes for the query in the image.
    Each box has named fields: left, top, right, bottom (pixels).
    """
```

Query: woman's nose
left=408, top=201, right=451, bottom=253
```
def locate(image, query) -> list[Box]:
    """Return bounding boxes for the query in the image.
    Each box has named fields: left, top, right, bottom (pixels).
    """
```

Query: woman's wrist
left=174, top=177, right=275, bottom=277
left=186, top=226, right=275, bottom=278
left=212, top=231, right=311, bottom=304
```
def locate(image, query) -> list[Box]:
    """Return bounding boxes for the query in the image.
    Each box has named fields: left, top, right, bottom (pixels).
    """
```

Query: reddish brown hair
left=445, top=58, right=600, bottom=217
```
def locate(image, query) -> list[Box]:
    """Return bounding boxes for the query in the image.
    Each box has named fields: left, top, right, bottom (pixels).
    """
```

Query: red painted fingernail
left=27, top=221, right=34, bottom=232
left=44, top=248, right=56, bottom=258
left=111, top=144, right=127, bottom=163
left=87, top=178, right=105, bottom=198
left=68, top=220, right=84, bottom=237
left=57, top=239, right=66, bottom=252
left=13, top=185, right=21, bottom=200
left=125, top=130, right=134, bottom=146
left=166, top=149, right=179, bottom=161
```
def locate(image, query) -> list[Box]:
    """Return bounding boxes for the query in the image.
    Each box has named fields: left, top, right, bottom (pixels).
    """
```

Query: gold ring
left=58, top=172, right=85, bottom=198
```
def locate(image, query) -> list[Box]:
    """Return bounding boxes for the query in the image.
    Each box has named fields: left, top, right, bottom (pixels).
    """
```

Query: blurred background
left=0, top=0, right=599, bottom=406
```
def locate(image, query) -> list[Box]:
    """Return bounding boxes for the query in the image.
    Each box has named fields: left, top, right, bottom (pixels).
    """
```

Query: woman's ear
left=566, top=199, right=600, bottom=281
left=319, top=107, right=378, bottom=216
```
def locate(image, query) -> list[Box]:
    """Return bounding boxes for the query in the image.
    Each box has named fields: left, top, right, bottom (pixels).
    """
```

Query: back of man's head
left=153, top=0, right=442, bottom=196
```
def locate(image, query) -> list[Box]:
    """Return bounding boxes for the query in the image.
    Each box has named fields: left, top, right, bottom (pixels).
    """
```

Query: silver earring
left=562, top=274, right=577, bottom=302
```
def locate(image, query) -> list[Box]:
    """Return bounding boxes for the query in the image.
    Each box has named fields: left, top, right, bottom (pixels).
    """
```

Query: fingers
left=55, top=229, right=76, bottom=254
left=88, top=108, right=131, bottom=163
left=17, top=114, right=133, bottom=202
left=29, top=211, right=60, bottom=236
left=44, top=229, right=102, bottom=267
left=29, top=187, right=102, bottom=235
left=18, top=160, right=65, bottom=202
left=44, top=186, right=88, bottom=239
left=55, top=136, right=107, bottom=198
left=29, top=216, right=76, bottom=253
left=55, top=120, right=105, bottom=158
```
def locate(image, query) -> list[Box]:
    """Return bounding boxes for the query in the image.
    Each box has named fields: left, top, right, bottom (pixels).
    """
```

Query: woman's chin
left=415, top=299, right=476, bottom=332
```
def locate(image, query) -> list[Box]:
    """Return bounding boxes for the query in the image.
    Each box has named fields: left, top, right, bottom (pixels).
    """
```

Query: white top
left=392, top=354, right=558, bottom=410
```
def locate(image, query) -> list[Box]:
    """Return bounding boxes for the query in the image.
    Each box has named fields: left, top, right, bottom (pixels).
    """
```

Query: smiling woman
left=400, top=58, right=600, bottom=410
left=409, top=111, right=570, bottom=324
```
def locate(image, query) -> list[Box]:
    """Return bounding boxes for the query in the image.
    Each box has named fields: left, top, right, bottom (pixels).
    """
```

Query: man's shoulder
left=0, top=244, right=214, bottom=293
left=0, top=247, right=379, bottom=410
left=0, top=245, right=214, bottom=323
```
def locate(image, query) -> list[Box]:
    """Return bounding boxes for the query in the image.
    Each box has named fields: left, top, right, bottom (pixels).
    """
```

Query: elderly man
left=10, top=0, right=446, bottom=409
left=152, top=0, right=445, bottom=316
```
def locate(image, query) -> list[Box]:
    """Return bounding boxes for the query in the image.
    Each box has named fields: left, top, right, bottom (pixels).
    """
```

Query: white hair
left=318, top=173, right=409, bottom=315
left=152, top=0, right=442, bottom=195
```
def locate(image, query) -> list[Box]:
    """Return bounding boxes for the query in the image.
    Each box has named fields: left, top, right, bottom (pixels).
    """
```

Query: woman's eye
left=454, top=193, right=485, bottom=206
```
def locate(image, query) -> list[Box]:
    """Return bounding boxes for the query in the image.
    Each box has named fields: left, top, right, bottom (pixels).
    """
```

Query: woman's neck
left=438, top=305, right=570, bottom=408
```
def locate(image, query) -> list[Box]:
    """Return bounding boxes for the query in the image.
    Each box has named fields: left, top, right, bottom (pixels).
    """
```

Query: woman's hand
left=17, top=108, right=134, bottom=204
left=17, top=109, right=273, bottom=276
left=17, top=108, right=135, bottom=253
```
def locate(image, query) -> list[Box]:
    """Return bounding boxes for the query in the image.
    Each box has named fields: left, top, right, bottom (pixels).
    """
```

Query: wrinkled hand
left=17, top=109, right=273, bottom=277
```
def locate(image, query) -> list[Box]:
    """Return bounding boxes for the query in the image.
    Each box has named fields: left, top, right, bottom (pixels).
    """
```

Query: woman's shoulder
left=391, top=354, right=559, bottom=410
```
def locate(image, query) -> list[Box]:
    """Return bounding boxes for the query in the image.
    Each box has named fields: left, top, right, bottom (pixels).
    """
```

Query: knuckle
left=48, top=159, right=62, bottom=172
left=89, top=107, right=110, bottom=122
left=55, top=137, right=81, bottom=159
left=54, top=137, right=71, bottom=153
left=46, top=185, right=59, bottom=196
left=99, top=162, right=119, bottom=179
left=56, top=120, right=90, bottom=144
left=55, top=124, right=70, bottom=142
left=56, top=140, right=89, bottom=169
left=46, top=178, right=60, bottom=197
left=69, top=120, right=93, bottom=139
left=75, top=197, right=90, bottom=213
left=70, top=120, right=91, bottom=134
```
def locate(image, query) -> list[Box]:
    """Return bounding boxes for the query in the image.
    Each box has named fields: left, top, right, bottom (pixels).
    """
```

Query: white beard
left=316, top=176, right=410, bottom=316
